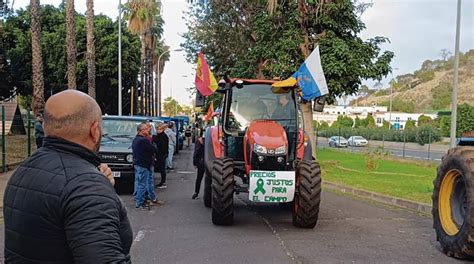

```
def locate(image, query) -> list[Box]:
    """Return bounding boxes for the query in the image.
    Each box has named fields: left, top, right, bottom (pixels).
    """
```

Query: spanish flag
left=204, top=102, right=214, bottom=122
left=195, top=51, right=218, bottom=96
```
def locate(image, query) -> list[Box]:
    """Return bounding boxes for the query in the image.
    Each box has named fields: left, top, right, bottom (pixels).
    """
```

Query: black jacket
left=193, top=137, right=205, bottom=168
left=3, top=137, right=133, bottom=263
left=132, top=134, right=155, bottom=168
left=152, top=132, right=169, bottom=157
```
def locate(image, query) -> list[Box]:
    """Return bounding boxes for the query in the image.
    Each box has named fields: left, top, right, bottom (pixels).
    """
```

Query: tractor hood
left=246, top=120, right=287, bottom=150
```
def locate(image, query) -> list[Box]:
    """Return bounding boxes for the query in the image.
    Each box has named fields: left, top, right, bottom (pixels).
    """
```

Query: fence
left=315, top=126, right=449, bottom=162
left=1, top=105, right=35, bottom=172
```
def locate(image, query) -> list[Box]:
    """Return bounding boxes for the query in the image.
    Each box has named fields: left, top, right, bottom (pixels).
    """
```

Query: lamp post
left=118, top=0, right=122, bottom=116
left=388, top=67, right=398, bottom=130
left=156, top=48, right=182, bottom=116
left=450, top=0, right=462, bottom=148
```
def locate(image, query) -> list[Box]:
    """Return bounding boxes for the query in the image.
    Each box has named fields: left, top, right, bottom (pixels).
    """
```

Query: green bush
left=319, top=126, right=441, bottom=145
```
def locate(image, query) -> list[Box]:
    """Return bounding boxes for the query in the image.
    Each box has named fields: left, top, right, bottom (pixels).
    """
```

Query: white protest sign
left=249, top=170, right=295, bottom=203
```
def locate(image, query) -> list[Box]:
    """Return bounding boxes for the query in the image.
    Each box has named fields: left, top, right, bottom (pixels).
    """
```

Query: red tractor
left=203, top=78, right=321, bottom=228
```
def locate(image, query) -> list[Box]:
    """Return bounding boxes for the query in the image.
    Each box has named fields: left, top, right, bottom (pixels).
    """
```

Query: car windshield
left=226, top=84, right=296, bottom=131
left=102, top=119, right=144, bottom=138
left=334, top=137, right=347, bottom=141
left=354, top=136, right=364, bottom=140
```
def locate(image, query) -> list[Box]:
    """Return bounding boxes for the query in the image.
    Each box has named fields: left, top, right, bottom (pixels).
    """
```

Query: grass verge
left=317, top=148, right=436, bottom=204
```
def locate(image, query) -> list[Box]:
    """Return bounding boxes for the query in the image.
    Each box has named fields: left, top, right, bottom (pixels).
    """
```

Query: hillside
left=352, top=49, right=474, bottom=112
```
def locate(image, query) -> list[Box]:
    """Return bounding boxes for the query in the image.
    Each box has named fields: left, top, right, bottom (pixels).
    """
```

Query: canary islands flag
left=273, top=46, right=328, bottom=101
left=195, top=51, right=218, bottom=96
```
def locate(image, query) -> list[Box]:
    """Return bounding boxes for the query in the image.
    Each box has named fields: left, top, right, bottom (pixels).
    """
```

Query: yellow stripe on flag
left=272, top=77, right=297, bottom=88
left=208, top=68, right=218, bottom=92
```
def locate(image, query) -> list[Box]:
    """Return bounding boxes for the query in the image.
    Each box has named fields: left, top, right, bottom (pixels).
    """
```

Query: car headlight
left=254, top=143, right=267, bottom=154
left=126, top=154, right=133, bottom=163
left=275, top=145, right=286, bottom=155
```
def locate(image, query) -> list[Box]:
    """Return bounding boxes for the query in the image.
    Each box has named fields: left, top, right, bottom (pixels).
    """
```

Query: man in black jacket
left=152, top=123, right=169, bottom=188
left=3, top=90, right=133, bottom=263
left=192, top=131, right=205, bottom=199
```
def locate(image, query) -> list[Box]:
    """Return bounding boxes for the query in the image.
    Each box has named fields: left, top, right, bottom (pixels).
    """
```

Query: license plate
left=112, top=171, right=121, bottom=178
left=249, top=170, right=295, bottom=203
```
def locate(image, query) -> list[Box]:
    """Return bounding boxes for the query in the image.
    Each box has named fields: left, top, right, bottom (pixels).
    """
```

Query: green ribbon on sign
left=254, top=178, right=266, bottom=195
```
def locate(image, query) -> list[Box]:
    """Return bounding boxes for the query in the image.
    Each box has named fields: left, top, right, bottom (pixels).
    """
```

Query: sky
left=13, top=0, right=474, bottom=105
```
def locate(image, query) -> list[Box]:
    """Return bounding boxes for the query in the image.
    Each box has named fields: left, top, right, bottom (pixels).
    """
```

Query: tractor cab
left=222, top=81, right=300, bottom=174
left=203, top=78, right=321, bottom=228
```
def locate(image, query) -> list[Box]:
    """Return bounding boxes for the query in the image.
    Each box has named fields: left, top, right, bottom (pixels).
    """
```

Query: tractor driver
left=271, top=93, right=295, bottom=120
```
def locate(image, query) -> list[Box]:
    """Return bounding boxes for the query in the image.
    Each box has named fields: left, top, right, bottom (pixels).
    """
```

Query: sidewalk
left=0, top=170, right=14, bottom=215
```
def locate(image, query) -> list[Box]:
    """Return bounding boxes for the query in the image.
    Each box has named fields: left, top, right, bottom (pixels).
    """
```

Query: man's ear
left=90, top=121, right=101, bottom=144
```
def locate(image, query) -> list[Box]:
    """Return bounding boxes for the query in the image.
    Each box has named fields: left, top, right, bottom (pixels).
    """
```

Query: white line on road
left=176, top=171, right=195, bottom=174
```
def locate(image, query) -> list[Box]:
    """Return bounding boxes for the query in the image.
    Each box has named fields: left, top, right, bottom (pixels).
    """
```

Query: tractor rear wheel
left=433, top=146, right=474, bottom=260
left=292, top=160, right=321, bottom=228
left=203, top=170, right=212, bottom=208
left=211, top=158, right=234, bottom=225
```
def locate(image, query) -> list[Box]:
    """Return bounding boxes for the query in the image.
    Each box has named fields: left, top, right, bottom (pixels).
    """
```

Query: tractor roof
left=229, top=78, right=277, bottom=85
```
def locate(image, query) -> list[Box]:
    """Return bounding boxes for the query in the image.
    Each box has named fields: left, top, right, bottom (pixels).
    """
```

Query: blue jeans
left=166, top=144, right=175, bottom=168
left=134, top=165, right=156, bottom=207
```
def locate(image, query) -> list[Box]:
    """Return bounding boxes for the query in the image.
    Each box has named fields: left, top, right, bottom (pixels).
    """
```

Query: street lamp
left=388, top=67, right=398, bottom=130
left=156, top=48, right=182, bottom=116
left=118, top=0, right=123, bottom=116
left=450, top=0, right=462, bottom=148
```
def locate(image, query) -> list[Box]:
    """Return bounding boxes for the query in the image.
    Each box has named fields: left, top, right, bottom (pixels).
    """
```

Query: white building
left=373, top=112, right=438, bottom=130
left=313, top=105, right=437, bottom=130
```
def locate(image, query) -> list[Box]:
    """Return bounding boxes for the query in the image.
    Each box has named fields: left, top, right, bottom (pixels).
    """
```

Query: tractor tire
left=211, top=158, right=234, bottom=225
left=433, top=146, right=474, bottom=260
left=203, top=170, right=212, bottom=208
left=292, top=160, right=322, bottom=228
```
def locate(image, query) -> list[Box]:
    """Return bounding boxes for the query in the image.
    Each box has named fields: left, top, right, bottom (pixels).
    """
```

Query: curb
left=323, top=181, right=432, bottom=214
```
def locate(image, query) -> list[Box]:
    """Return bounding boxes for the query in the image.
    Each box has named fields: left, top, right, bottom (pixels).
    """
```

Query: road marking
left=236, top=197, right=302, bottom=264
left=134, top=230, right=146, bottom=242
left=176, top=171, right=195, bottom=174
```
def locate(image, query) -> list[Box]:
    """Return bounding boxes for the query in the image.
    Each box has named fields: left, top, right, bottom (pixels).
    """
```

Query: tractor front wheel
left=433, top=146, right=474, bottom=260
left=211, top=158, right=234, bottom=225
left=292, top=160, right=321, bottom=228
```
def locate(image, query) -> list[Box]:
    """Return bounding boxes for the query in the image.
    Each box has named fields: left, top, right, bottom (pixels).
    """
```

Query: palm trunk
left=140, top=35, right=146, bottom=115
left=65, top=0, right=76, bottom=89
left=86, top=0, right=96, bottom=99
left=30, top=0, right=45, bottom=116
left=148, top=47, right=154, bottom=115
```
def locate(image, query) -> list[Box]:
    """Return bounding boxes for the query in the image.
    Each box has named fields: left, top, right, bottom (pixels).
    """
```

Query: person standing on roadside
left=164, top=122, right=176, bottom=170
left=4, top=90, right=132, bottom=263
left=192, top=131, right=205, bottom=199
left=184, top=125, right=192, bottom=148
left=132, top=122, right=162, bottom=209
left=34, top=111, right=44, bottom=148
left=153, top=123, right=169, bottom=188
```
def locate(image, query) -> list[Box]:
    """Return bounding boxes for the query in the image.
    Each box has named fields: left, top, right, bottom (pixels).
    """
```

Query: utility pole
left=118, top=0, right=122, bottom=116
left=450, top=0, right=462, bottom=148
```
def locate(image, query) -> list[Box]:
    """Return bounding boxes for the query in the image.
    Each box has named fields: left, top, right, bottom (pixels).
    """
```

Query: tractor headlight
left=126, top=154, right=133, bottom=163
left=254, top=143, right=267, bottom=154
left=275, top=145, right=287, bottom=155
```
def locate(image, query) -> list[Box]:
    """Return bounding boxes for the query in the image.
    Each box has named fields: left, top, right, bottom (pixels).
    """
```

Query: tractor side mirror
left=313, top=95, right=326, bottom=112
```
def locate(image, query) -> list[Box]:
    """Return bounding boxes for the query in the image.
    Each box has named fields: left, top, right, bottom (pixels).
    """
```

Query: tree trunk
left=65, top=0, right=76, bottom=89
left=30, top=0, right=45, bottom=117
left=140, top=35, right=146, bottom=115
left=298, top=0, right=317, bottom=158
left=86, top=0, right=95, bottom=99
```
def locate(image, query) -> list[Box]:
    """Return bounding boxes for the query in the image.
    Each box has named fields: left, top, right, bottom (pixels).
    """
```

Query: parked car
left=328, top=136, right=348, bottom=148
left=99, top=116, right=156, bottom=187
left=347, top=136, right=368, bottom=147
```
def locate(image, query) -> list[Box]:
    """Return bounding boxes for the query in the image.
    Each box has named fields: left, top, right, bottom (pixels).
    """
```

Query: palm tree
left=65, top=0, right=76, bottom=89
left=86, top=0, right=96, bottom=99
left=124, top=0, right=162, bottom=115
left=30, top=0, right=45, bottom=116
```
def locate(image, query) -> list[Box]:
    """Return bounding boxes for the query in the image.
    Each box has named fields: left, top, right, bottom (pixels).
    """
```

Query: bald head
left=43, top=90, right=102, bottom=151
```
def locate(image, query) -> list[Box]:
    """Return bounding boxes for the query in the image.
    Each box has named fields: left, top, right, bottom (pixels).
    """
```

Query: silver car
left=348, top=136, right=368, bottom=147
left=328, top=136, right=348, bottom=148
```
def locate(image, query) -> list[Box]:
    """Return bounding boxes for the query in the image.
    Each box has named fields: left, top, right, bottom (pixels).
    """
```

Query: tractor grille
left=251, top=153, right=287, bottom=171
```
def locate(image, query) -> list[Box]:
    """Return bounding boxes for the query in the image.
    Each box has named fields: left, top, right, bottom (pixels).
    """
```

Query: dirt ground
left=0, top=130, right=37, bottom=166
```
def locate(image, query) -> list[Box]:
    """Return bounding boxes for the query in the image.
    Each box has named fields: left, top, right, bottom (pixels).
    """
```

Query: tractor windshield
left=226, top=84, right=296, bottom=131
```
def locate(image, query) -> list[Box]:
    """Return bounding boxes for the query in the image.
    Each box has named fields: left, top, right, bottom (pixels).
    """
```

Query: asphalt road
left=122, top=148, right=461, bottom=263
left=0, top=148, right=463, bottom=263
left=317, top=141, right=445, bottom=162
